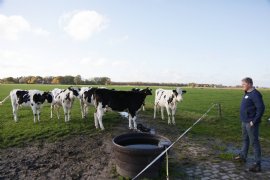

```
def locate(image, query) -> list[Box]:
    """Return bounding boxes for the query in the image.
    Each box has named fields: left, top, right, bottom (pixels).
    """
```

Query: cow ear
left=173, top=89, right=178, bottom=96
left=182, top=90, right=187, bottom=94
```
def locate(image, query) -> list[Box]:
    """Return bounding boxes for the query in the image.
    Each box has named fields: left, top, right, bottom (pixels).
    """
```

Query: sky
left=0, top=0, right=270, bottom=87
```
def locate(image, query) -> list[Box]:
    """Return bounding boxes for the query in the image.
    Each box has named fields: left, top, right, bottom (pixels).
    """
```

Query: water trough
left=112, top=132, right=171, bottom=179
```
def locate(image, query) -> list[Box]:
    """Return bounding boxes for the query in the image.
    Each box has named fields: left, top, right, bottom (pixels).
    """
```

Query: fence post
left=217, top=103, right=222, bottom=119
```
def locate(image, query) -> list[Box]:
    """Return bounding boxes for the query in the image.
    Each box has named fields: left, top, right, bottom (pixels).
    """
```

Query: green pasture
left=0, top=84, right=270, bottom=148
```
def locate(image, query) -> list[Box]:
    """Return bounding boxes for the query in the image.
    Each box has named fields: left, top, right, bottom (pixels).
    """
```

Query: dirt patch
left=0, top=115, right=132, bottom=180
left=1, top=115, right=270, bottom=179
left=1, top=134, right=114, bottom=179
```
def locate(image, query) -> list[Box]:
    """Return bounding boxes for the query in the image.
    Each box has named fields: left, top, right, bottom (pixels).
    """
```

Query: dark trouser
left=240, top=122, right=261, bottom=164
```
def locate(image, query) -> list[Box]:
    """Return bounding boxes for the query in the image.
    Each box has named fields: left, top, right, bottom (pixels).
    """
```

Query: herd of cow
left=0, top=87, right=186, bottom=130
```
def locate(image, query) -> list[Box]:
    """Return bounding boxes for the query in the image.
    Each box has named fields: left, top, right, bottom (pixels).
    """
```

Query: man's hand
left=250, top=121, right=254, bottom=127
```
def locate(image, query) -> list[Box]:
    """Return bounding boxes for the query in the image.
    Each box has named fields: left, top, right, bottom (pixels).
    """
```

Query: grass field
left=0, top=84, right=270, bottom=148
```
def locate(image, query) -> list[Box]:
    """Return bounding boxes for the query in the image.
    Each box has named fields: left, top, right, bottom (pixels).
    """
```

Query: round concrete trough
left=112, top=132, right=171, bottom=179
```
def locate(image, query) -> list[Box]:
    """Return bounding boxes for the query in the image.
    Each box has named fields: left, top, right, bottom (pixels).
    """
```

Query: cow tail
left=0, top=95, right=10, bottom=105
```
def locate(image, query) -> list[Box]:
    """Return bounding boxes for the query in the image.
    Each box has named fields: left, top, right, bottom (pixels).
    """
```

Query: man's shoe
left=249, top=163, right=261, bottom=172
left=233, top=155, right=246, bottom=163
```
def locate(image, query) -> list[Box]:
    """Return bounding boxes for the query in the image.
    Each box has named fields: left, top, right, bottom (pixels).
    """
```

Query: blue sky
left=0, top=0, right=269, bottom=86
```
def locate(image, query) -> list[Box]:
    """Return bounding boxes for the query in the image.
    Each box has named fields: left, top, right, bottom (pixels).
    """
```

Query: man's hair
left=242, top=77, right=253, bottom=85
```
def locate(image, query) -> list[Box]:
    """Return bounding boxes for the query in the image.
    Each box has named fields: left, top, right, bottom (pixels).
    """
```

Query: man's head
left=242, top=77, right=253, bottom=91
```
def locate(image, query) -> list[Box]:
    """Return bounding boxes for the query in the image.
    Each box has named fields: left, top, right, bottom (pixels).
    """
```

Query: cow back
left=94, top=89, right=146, bottom=112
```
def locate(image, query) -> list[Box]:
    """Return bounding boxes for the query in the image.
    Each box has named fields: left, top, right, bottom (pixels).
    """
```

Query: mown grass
left=0, top=84, right=270, bottom=149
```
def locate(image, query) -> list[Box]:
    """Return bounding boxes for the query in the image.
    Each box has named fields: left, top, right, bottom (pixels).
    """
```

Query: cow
left=0, top=89, right=53, bottom=123
left=154, top=88, right=186, bottom=124
left=80, top=87, right=118, bottom=119
left=50, top=87, right=80, bottom=122
left=131, top=88, right=147, bottom=111
left=79, top=87, right=97, bottom=119
left=93, top=87, right=152, bottom=130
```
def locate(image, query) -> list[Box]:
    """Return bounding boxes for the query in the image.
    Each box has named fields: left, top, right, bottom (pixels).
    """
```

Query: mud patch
left=1, top=115, right=270, bottom=179
left=1, top=134, right=111, bottom=179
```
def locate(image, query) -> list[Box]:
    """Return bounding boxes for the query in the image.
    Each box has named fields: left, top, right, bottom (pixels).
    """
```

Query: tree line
left=0, top=75, right=111, bottom=85
left=0, top=75, right=230, bottom=87
left=0, top=75, right=190, bottom=86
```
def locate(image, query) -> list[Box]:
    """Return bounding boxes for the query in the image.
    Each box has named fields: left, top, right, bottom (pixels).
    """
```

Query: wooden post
left=217, top=103, right=222, bottom=119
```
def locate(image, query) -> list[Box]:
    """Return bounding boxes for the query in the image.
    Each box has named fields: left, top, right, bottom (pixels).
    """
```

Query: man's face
left=242, top=81, right=252, bottom=91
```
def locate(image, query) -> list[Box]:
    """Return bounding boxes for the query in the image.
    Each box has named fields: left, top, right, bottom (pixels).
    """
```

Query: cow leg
left=34, top=114, right=37, bottom=123
left=13, top=109, right=18, bottom=122
left=128, top=114, right=133, bottom=129
left=161, top=106, right=165, bottom=120
left=97, top=112, right=105, bottom=130
left=80, top=100, right=84, bottom=119
left=165, top=106, right=171, bottom=124
left=82, top=104, right=85, bottom=118
left=153, top=104, right=157, bottom=119
left=50, top=104, right=53, bottom=119
left=37, top=109, right=41, bottom=122
left=12, top=103, right=18, bottom=122
left=96, top=103, right=105, bottom=130
left=94, top=112, right=99, bottom=128
left=56, top=106, right=60, bottom=120
left=63, top=106, right=68, bottom=122
left=172, top=108, right=176, bottom=125
left=84, top=104, right=88, bottom=119
left=67, top=108, right=71, bottom=122
left=132, top=115, right=137, bottom=130
left=32, top=107, right=37, bottom=123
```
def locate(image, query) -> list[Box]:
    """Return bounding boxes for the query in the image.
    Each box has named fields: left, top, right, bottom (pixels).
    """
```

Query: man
left=234, top=77, right=265, bottom=172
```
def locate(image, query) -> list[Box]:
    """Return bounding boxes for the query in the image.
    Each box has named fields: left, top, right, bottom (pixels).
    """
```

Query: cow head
left=141, top=87, right=152, bottom=96
left=83, top=87, right=98, bottom=103
left=68, top=86, right=80, bottom=97
left=43, top=92, right=53, bottom=103
left=173, top=88, right=187, bottom=102
left=33, top=93, right=46, bottom=104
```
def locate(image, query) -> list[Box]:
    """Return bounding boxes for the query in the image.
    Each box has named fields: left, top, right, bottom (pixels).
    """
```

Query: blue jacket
left=240, top=89, right=265, bottom=124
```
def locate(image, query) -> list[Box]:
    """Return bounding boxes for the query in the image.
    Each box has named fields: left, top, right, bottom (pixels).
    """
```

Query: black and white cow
left=50, top=87, right=80, bottom=122
left=79, top=87, right=97, bottom=119
left=79, top=87, right=117, bottom=119
left=131, top=88, right=148, bottom=111
left=0, top=89, right=53, bottom=122
left=154, top=88, right=186, bottom=124
left=93, top=88, right=152, bottom=130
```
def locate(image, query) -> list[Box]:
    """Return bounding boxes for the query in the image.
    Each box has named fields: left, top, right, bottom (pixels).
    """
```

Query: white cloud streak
left=59, top=10, right=108, bottom=41
left=0, top=14, right=49, bottom=40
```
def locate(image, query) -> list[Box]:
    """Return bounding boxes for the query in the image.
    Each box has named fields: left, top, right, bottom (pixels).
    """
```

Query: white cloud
left=32, top=27, right=50, bottom=36
left=59, top=10, right=108, bottom=41
left=0, top=14, right=49, bottom=40
left=108, top=35, right=129, bottom=45
left=0, top=14, right=30, bottom=40
left=0, top=49, right=41, bottom=77
left=111, top=60, right=130, bottom=67
left=80, top=57, right=107, bottom=67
